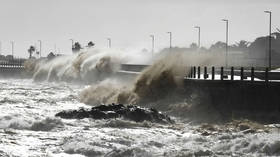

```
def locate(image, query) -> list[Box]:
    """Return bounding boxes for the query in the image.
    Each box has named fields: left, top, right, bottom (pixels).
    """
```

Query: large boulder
left=55, top=104, right=173, bottom=124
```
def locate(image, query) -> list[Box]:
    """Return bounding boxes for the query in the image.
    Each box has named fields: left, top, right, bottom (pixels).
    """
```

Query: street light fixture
left=167, top=32, right=172, bottom=51
left=264, top=10, right=272, bottom=69
left=150, top=35, right=155, bottom=56
left=70, top=39, right=74, bottom=48
left=194, top=26, right=201, bottom=48
left=107, top=38, right=111, bottom=48
left=222, top=19, right=229, bottom=67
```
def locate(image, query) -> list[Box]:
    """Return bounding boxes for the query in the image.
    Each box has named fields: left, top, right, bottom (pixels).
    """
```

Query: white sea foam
left=0, top=115, right=63, bottom=131
left=25, top=48, right=153, bottom=83
left=0, top=78, right=280, bottom=156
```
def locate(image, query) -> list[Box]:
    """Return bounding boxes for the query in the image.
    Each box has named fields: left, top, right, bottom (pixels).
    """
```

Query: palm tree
left=189, top=43, right=198, bottom=50
left=231, top=40, right=250, bottom=52
left=72, top=42, right=82, bottom=53
left=233, top=40, right=250, bottom=49
left=209, top=41, right=226, bottom=52
left=28, top=46, right=35, bottom=59
left=87, top=41, right=95, bottom=48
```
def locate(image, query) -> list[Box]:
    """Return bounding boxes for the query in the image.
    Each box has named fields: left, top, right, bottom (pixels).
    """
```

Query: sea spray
left=25, top=47, right=227, bottom=121
left=132, top=52, right=185, bottom=103
left=23, top=58, right=42, bottom=76
left=79, top=78, right=138, bottom=105
left=24, top=48, right=148, bottom=83
left=80, top=52, right=194, bottom=106
left=32, top=55, right=79, bottom=82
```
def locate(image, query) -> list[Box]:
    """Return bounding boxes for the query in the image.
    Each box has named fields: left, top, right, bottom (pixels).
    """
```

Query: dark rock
left=194, top=150, right=213, bottom=156
left=55, top=104, right=173, bottom=124
left=201, top=131, right=211, bottom=136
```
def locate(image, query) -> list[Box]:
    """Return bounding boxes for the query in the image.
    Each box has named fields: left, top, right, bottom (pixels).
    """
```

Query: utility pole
left=10, top=41, right=14, bottom=57
left=38, top=40, right=42, bottom=58
left=70, top=39, right=74, bottom=53
left=54, top=44, right=57, bottom=54
left=222, top=19, right=229, bottom=67
left=150, top=35, right=155, bottom=56
left=194, top=26, right=201, bottom=48
left=264, top=11, right=272, bottom=69
left=167, top=32, right=172, bottom=51
left=107, top=38, right=111, bottom=48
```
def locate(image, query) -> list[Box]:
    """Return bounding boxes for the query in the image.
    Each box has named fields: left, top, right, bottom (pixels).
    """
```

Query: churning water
left=1, top=79, right=280, bottom=157
left=1, top=49, right=280, bottom=156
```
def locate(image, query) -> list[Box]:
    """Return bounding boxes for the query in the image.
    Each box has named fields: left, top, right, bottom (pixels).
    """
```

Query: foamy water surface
left=0, top=79, right=279, bottom=157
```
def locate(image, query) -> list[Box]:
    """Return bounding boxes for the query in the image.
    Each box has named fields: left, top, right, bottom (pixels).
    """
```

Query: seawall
left=184, top=79, right=280, bottom=122
left=0, top=67, right=28, bottom=78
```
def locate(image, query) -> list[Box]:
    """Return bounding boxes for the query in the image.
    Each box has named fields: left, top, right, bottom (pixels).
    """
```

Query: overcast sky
left=0, top=0, right=279, bottom=57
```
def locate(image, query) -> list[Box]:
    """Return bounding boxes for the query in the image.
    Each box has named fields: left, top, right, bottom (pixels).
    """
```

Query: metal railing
left=186, top=66, right=273, bottom=82
left=0, top=59, right=24, bottom=68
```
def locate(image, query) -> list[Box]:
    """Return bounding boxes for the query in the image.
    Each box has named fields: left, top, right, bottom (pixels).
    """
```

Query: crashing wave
left=0, top=115, right=63, bottom=131
left=24, top=48, right=152, bottom=83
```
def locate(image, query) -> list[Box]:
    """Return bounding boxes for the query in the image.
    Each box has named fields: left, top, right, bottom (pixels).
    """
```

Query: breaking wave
left=0, top=115, right=63, bottom=131
left=24, top=48, right=152, bottom=83
left=79, top=52, right=211, bottom=118
left=25, top=47, right=228, bottom=122
left=80, top=52, right=190, bottom=104
left=77, top=50, right=236, bottom=123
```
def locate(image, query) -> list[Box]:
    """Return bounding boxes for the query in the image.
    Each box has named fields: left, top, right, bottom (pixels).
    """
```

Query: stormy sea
left=1, top=48, right=280, bottom=157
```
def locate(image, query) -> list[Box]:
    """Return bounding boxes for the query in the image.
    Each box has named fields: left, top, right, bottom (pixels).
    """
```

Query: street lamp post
left=38, top=40, right=42, bottom=58
left=54, top=44, right=57, bottom=54
left=222, top=19, right=229, bottom=67
left=10, top=41, right=14, bottom=57
left=70, top=38, right=74, bottom=48
left=264, top=11, right=272, bottom=69
left=0, top=41, right=2, bottom=55
left=107, top=38, right=111, bottom=48
left=194, top=26, right=201, bottom=48
left=167, top=32, right=172, bottom=51
left=150, top=35, right=155, bottom=56
left=70, top=39, right=74, bottom=53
